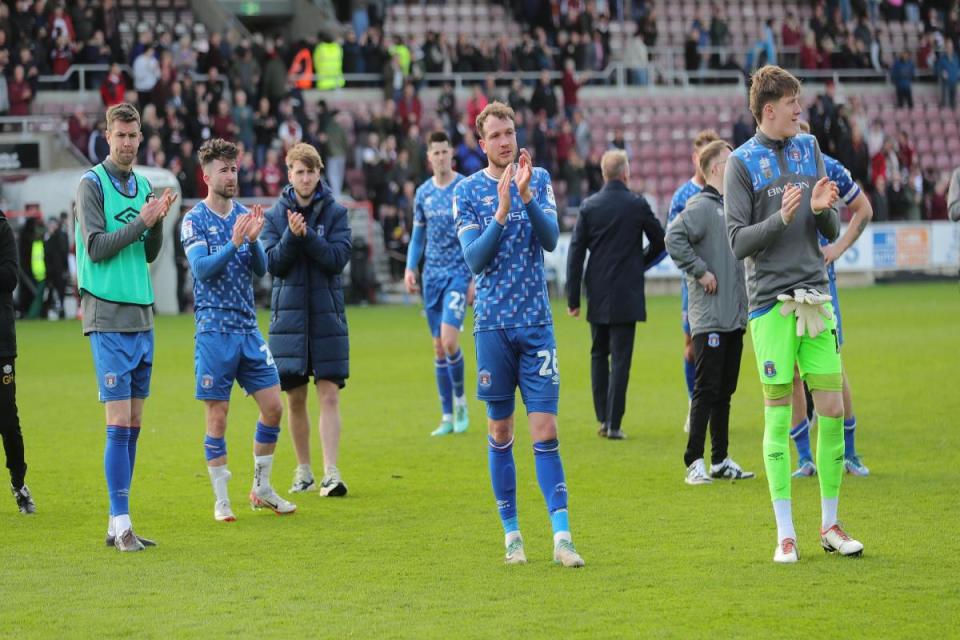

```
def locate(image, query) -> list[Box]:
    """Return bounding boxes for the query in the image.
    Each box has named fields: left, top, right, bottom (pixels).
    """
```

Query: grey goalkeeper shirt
left=724, top=130, right=840, bottom=313
left=75, top=157, right=163, bottom=334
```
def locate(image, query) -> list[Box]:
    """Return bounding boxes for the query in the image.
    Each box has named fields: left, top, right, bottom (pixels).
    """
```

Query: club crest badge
left=201, top=374, right=214, bottom=389
left=763, top=361, right=777, bottom=378
left=478, top=369, right=492, bottom=388
left=708, top=333, right=720, bottom=348
left=104, top=372, right=117, bottom=388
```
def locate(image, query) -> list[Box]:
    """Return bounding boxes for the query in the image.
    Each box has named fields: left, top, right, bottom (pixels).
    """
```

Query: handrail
left=37, top=64, right=231, bottom=94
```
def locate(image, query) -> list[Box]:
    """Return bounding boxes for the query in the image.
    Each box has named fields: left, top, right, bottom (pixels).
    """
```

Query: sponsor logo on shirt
left=766, top=180, right=810, bottom=198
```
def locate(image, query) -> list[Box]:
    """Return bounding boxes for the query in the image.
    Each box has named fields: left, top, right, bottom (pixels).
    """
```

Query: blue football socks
left=533, top=439, right=569, bottom=535
left=844, top=415, right=857, bottom=458
left=105, top=426, right=132, bottom=516
left=488, top=436, right=518, bottom=534
left=446, top=349, right=465, bottom=399
left=436, top=358, right=453, bottom=415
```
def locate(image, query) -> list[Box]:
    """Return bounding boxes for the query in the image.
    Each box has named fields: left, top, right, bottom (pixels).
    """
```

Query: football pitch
left=2, top=282, right=957, bottom=638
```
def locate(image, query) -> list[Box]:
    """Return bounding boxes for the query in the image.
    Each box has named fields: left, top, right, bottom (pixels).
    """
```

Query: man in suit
left=566, top=150, right=665, bottom=439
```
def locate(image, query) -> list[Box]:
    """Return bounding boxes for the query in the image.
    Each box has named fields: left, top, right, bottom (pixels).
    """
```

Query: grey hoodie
left=724, top=131, right=840, bottom=312
left=666, top=186, right=747, bottom=335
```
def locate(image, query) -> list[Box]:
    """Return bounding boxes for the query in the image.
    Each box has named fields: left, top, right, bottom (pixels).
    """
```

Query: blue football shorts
left=423, top=275, right=469, bottom=337
left=194, top=331, right=280, bottom=401
left=474, top=325, right=560, bottom=415
left=89, top=330, right=154, bottom=402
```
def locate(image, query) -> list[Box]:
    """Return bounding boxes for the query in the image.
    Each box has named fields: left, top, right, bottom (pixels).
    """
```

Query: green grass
left=2, top=283, right=958, bottom=638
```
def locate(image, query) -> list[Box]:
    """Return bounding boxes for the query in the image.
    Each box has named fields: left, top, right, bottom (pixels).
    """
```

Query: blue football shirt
left=181, top=201, right=260, bottom=334
left=821, top=154, right=862, bottom=284
left=414, top=173, right=471, bottom=284
left=668, top=178, right=703, bottom=316
left=454, top=166, right=557, bottom=332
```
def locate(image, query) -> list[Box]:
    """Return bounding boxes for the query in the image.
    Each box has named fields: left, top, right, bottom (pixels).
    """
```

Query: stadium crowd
left=2, top=0, right=958, bottom=289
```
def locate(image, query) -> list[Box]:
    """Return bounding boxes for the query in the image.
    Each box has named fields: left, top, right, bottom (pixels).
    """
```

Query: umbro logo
left=768, top=452, right=784, bottom=461
left=113, top=207, right=139, bottom=225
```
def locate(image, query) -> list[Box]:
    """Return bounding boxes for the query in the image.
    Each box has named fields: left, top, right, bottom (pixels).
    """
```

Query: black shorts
left=279, top=352, right=346, bottom=392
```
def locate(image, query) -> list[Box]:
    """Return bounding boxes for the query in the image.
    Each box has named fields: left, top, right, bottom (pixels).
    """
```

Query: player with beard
left=181, top=138, right=295, bottom=522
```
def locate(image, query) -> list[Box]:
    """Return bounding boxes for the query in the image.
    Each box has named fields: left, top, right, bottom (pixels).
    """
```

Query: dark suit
left=566, top=180, right=665, bottom=433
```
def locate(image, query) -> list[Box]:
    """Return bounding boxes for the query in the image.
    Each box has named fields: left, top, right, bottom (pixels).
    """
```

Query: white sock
left=505, top=530, right=522, bottom=547
left=553, top=531, right=572, bottom=546
left=454, top=395, right=467, bottom=407
left=297, top=463, right=313, bottom=478
left=208, top=465, right=231, bottom=502
left=772, top=499, right=796, bottom=542
left=325, top=464, right=339, bottom=477
left=107, top=515, right=114, bottom=537
left=821, top=497, right=839, bottom=531
left=114, top=513, right=132, bottom=534
left=253, top=455, right=274, bottom=493
left=441, top=413, right=453, bottom=424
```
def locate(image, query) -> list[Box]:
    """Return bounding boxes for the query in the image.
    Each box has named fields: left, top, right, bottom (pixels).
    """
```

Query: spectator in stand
left=212, top=99, right=236, bottom=140
left=556, top=118, right=575, bottom=172
left=624, top=23, right=650, bottom=85
left=231, top=89, right=255, bottom=150
left=133, top=43, right=160, bottom=105
left=906, top=165, right=924, bottom=220
left=465, top=84, right=488, bottom=130
left=437, top=81, right=457, bottom=133
left=530, top=70, right=558, bottom=121
left=871, top=137, right=900, bottom=186
left=454, top=129, right=485, bottom=176
left=48, top=3, right=75, bottom=42
left=253, top=96, right=278, bottom=168
left=562, top=149, right=587, bottom=207
left=87, top=120, right=108, bottom=163
left=49, top=34, right=73, bottom=86
left=573, top=110, right=591, bottom=160
left=782, top=11, right=804, bottom=68
left=797, top=30, right=823, bottom=69
left=684, top=27, right=702, bottom=73
left=887, top=173, right=911, bottom=220
left=259, top=148, right=284, bottom=197
left=897, top=129, right=916, bottom=172
left=871, top=174, right=890, bottom=220
left=705, top=6, right=730, bottom=69
left=100, top=62, right=126, bottom=107
left=397, top=82, right=422, bottom=130
left=68, top=107, right=91, bottom=153
left=891, top=50, right=916, bottom=109
left=845, top=125, right=871, bottom=186
left=935, top=39, right=960, bottom=109
left=927, top=172, right=949, bottom=219
left=641, top=8, right=659, bottom=49
left=7, top=64, right=32, bottom=115
left=506, top=77, right=528, bottom=114
left=561, top=59, right=587, bottom=118
left=278, top=111, right=304, bottom=150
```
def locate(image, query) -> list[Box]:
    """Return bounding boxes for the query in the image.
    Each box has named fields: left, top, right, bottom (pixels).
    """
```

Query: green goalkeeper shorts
left=749, top=301, right=842, bottom=387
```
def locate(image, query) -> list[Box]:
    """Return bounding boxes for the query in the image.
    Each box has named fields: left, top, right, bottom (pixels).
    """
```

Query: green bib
left=75, top=163, right=154, bottom=305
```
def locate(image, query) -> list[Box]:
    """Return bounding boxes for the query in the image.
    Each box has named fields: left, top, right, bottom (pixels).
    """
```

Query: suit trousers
left=684, top=330, right=744, bottom=467
left=590, top=322, right=636, bottom=432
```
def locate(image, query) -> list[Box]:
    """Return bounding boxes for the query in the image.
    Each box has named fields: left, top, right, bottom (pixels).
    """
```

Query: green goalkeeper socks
left=817, top=415, right=845, bottom=499
left=763, top=404, right=792, bottom=501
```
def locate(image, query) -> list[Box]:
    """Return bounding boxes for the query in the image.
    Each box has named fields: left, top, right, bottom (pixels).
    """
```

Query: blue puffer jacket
left=262, top=183, right=351, bottom=381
